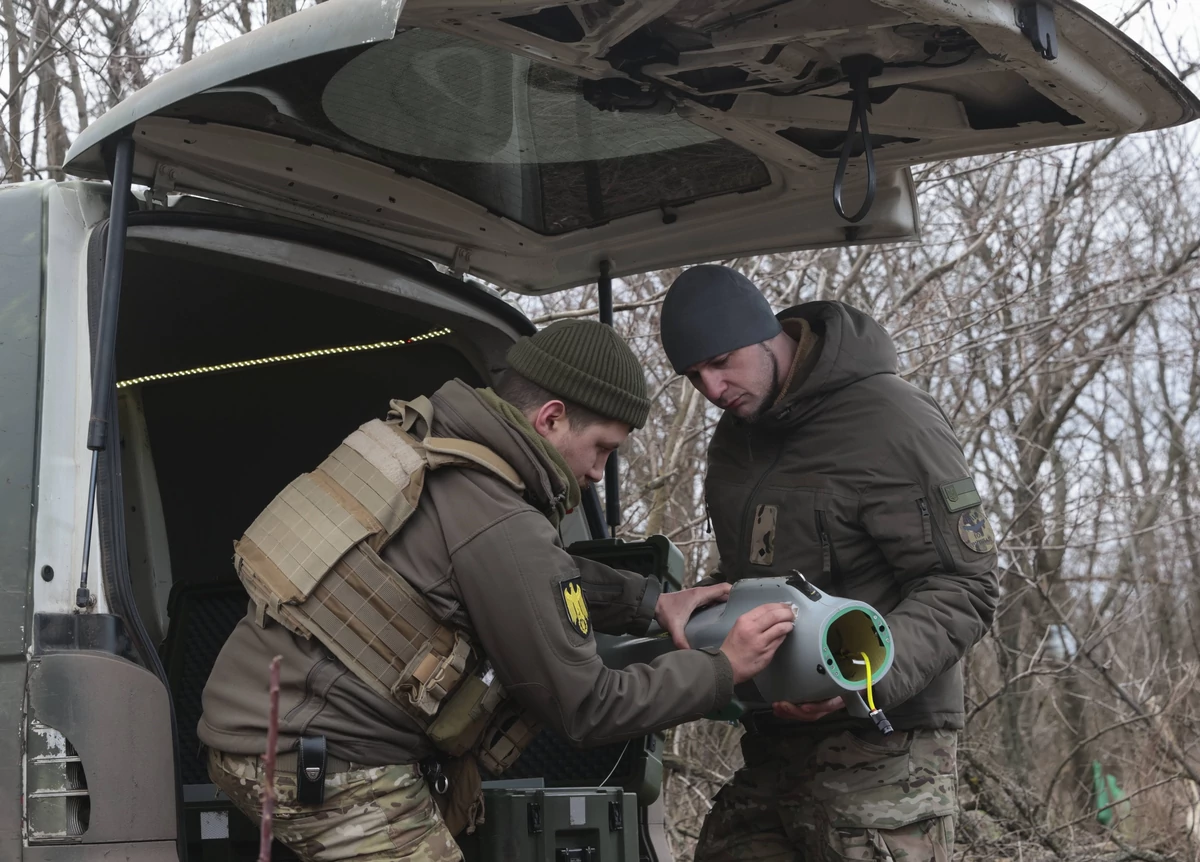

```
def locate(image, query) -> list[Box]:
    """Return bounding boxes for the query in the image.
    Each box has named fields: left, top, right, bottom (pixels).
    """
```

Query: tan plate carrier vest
left=232, top=396, right=539, bottom=775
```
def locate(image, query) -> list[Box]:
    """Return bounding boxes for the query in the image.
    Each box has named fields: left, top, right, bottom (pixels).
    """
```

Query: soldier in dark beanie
left=200, top=316, right=798, bottom=862
left=660, top=265, right=1000, bottom=862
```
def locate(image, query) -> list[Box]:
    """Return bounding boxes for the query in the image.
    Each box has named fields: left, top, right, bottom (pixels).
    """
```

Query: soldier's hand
left=720, top=603, right=796, bottom=684
left=654, top=583, right=732, bottom=650
left=771, top=697, right=846, bottom=721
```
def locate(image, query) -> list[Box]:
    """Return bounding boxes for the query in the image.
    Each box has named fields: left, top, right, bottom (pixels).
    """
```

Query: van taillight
left=25, top=719, right=90, bottom=842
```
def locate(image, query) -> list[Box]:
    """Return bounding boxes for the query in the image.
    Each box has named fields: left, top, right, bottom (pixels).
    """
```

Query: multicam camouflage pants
left=208, top=749, right=461, bottom=862
left=695, top=728, right=958, bottom=862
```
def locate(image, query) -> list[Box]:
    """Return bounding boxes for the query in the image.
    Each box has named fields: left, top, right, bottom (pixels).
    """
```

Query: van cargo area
left=113, top=228, right=497, bottom=643
left=13, top=208, right=669, bottom=861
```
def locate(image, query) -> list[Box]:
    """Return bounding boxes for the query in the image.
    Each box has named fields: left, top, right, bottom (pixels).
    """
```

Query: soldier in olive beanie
left=506, top=319, right=651, bottom=429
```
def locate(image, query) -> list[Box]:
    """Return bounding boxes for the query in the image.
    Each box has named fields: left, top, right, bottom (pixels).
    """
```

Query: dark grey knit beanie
left=660, top=265, right=782, bottom=373
left=506, top=319, right=650, bottom=429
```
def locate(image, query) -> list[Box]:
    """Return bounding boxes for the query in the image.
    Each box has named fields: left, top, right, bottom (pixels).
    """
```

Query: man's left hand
left=772, top=696, right=846, bottom=721
left=654, top=583, right=732, bottom=649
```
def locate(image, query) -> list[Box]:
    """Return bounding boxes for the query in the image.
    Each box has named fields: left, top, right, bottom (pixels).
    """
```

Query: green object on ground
left=1093, top=760, right=1131, bottom=827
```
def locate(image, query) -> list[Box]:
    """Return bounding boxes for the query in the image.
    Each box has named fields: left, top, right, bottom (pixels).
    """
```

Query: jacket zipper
left=918, top=498, right=956, bottom=572
left=815, top=508, right=839, bottom=581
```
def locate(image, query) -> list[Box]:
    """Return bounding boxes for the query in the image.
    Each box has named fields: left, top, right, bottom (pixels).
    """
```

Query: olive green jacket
left=705, top=302, right=998, bottom=732
left=200, top=379, right=733, bottom=765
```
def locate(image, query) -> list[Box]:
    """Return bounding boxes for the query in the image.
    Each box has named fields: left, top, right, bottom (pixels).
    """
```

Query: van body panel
left=27, top=652, right=176, bottom=843
left=33, top=185, right=113, bottom=619
left=106, top=121, right=921, bottom=295
left=0, top=179, right=49, bottom=861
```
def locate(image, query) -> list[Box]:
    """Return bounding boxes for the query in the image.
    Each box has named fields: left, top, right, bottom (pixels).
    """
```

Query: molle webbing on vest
left=232, top=406, right=539, bottom=770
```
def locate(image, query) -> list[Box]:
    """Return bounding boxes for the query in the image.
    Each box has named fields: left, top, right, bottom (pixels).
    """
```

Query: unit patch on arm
left=957, top=507, right=995, bottom=554
left=559, top=577, right=591, bottom=637
left=941, top=477, right=995, bottom=554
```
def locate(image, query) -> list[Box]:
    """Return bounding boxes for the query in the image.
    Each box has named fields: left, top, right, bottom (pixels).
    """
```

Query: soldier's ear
left=531, top=399, right=569, bottom=438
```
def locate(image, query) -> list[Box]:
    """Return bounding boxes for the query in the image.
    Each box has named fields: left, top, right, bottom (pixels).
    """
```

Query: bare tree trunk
left=33, top=0, right=68, bottom=180
left=3, top=0, right=24, bottom=181
left=121, top=0, right=146, bottom=90
left=92, top=0, right=147, bottom=107
left=645, top=382, right=701, bottom=537
left=237, top=0, right=252, bottom=33
left=266, top=0, right=295, bottom=23
left=180, top=0, right=202, bottom=63
left=65, top=47, right=87, bottom=134
left=29, top=77, right=41, bottom=177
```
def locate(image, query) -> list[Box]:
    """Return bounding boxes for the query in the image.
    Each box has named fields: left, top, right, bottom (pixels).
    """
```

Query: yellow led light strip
left=116, top=327, right=453, bottom=389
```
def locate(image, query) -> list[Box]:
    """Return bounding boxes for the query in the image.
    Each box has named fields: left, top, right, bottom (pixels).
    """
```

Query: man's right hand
left=719, top=603, right=796, bottom=684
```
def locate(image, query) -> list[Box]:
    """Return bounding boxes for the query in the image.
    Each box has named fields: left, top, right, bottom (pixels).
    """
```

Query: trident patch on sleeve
left=559, top=578, right=591, bottom=637
left=940, top=477, right=983, bottom=513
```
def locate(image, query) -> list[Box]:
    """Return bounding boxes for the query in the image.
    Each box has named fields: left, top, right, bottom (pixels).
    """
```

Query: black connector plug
left=869, top=709, right=894, bottom=736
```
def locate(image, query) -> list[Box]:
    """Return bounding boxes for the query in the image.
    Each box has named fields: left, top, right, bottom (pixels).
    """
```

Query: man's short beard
left=746, top=345, right=781, bottom=423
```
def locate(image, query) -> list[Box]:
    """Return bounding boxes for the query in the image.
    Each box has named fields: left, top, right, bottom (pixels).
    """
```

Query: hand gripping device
left=604, top=571, right=897, bottom=733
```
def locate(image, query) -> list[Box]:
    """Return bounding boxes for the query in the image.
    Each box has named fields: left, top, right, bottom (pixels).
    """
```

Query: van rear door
left=64, top=0, right=1200, bottom=293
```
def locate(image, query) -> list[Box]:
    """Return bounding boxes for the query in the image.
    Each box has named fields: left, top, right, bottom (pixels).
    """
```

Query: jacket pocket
left=917, top=498, right=956, bottom=573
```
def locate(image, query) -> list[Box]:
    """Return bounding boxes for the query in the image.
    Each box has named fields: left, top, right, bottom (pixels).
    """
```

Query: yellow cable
left=861, top=652, right=875, bottom=711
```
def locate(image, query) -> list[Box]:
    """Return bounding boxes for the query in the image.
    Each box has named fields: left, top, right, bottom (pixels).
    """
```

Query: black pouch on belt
left=296, top=735, right=328, bottom=805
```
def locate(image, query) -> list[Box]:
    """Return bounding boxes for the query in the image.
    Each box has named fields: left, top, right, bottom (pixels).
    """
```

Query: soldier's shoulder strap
left=388, top=395, right=434, bottom=437
left=387, top=396, right=523, bottom=491
left=423, top=437, right=524, bottom=491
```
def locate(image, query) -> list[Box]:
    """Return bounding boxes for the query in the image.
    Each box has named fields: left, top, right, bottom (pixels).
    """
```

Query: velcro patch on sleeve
left=750, top=504, right=778, bottom=566
left=940, top=477, right=982, bottom=513
left=559, top=577, right=591, bottom=638
left=957, top=507, right=996, bottom=554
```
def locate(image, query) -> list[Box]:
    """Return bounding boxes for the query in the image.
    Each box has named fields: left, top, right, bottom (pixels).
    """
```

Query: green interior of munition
left=825, top=609, right=888, bottom=684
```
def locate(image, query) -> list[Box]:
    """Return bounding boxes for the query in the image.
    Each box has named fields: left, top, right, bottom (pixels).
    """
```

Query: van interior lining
left=114, top=248, right=485, bottom=636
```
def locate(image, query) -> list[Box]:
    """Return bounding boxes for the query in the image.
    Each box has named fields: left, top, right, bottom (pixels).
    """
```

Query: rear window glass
left=173, top=28, right=770, bottom=235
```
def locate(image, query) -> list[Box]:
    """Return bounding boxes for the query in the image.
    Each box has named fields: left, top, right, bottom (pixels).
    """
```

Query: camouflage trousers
left=695, top=728, right=958, bottom=862
left=208, top=749, right=461, bottom=862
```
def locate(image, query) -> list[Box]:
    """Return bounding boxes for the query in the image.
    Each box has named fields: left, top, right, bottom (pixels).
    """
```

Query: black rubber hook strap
left=833, top=56, right=883, bottom=224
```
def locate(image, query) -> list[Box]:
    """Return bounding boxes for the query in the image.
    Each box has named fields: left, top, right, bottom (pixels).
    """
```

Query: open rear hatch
left=65, top=0, right=1199, bottom=293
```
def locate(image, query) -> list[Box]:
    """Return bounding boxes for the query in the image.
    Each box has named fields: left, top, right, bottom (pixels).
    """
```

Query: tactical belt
left=274, top=748, right=352, bottom=776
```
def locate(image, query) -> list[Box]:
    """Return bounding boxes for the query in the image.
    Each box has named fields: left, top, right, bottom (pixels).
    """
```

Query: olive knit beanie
left=506, top=319, right=650, bottom=429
